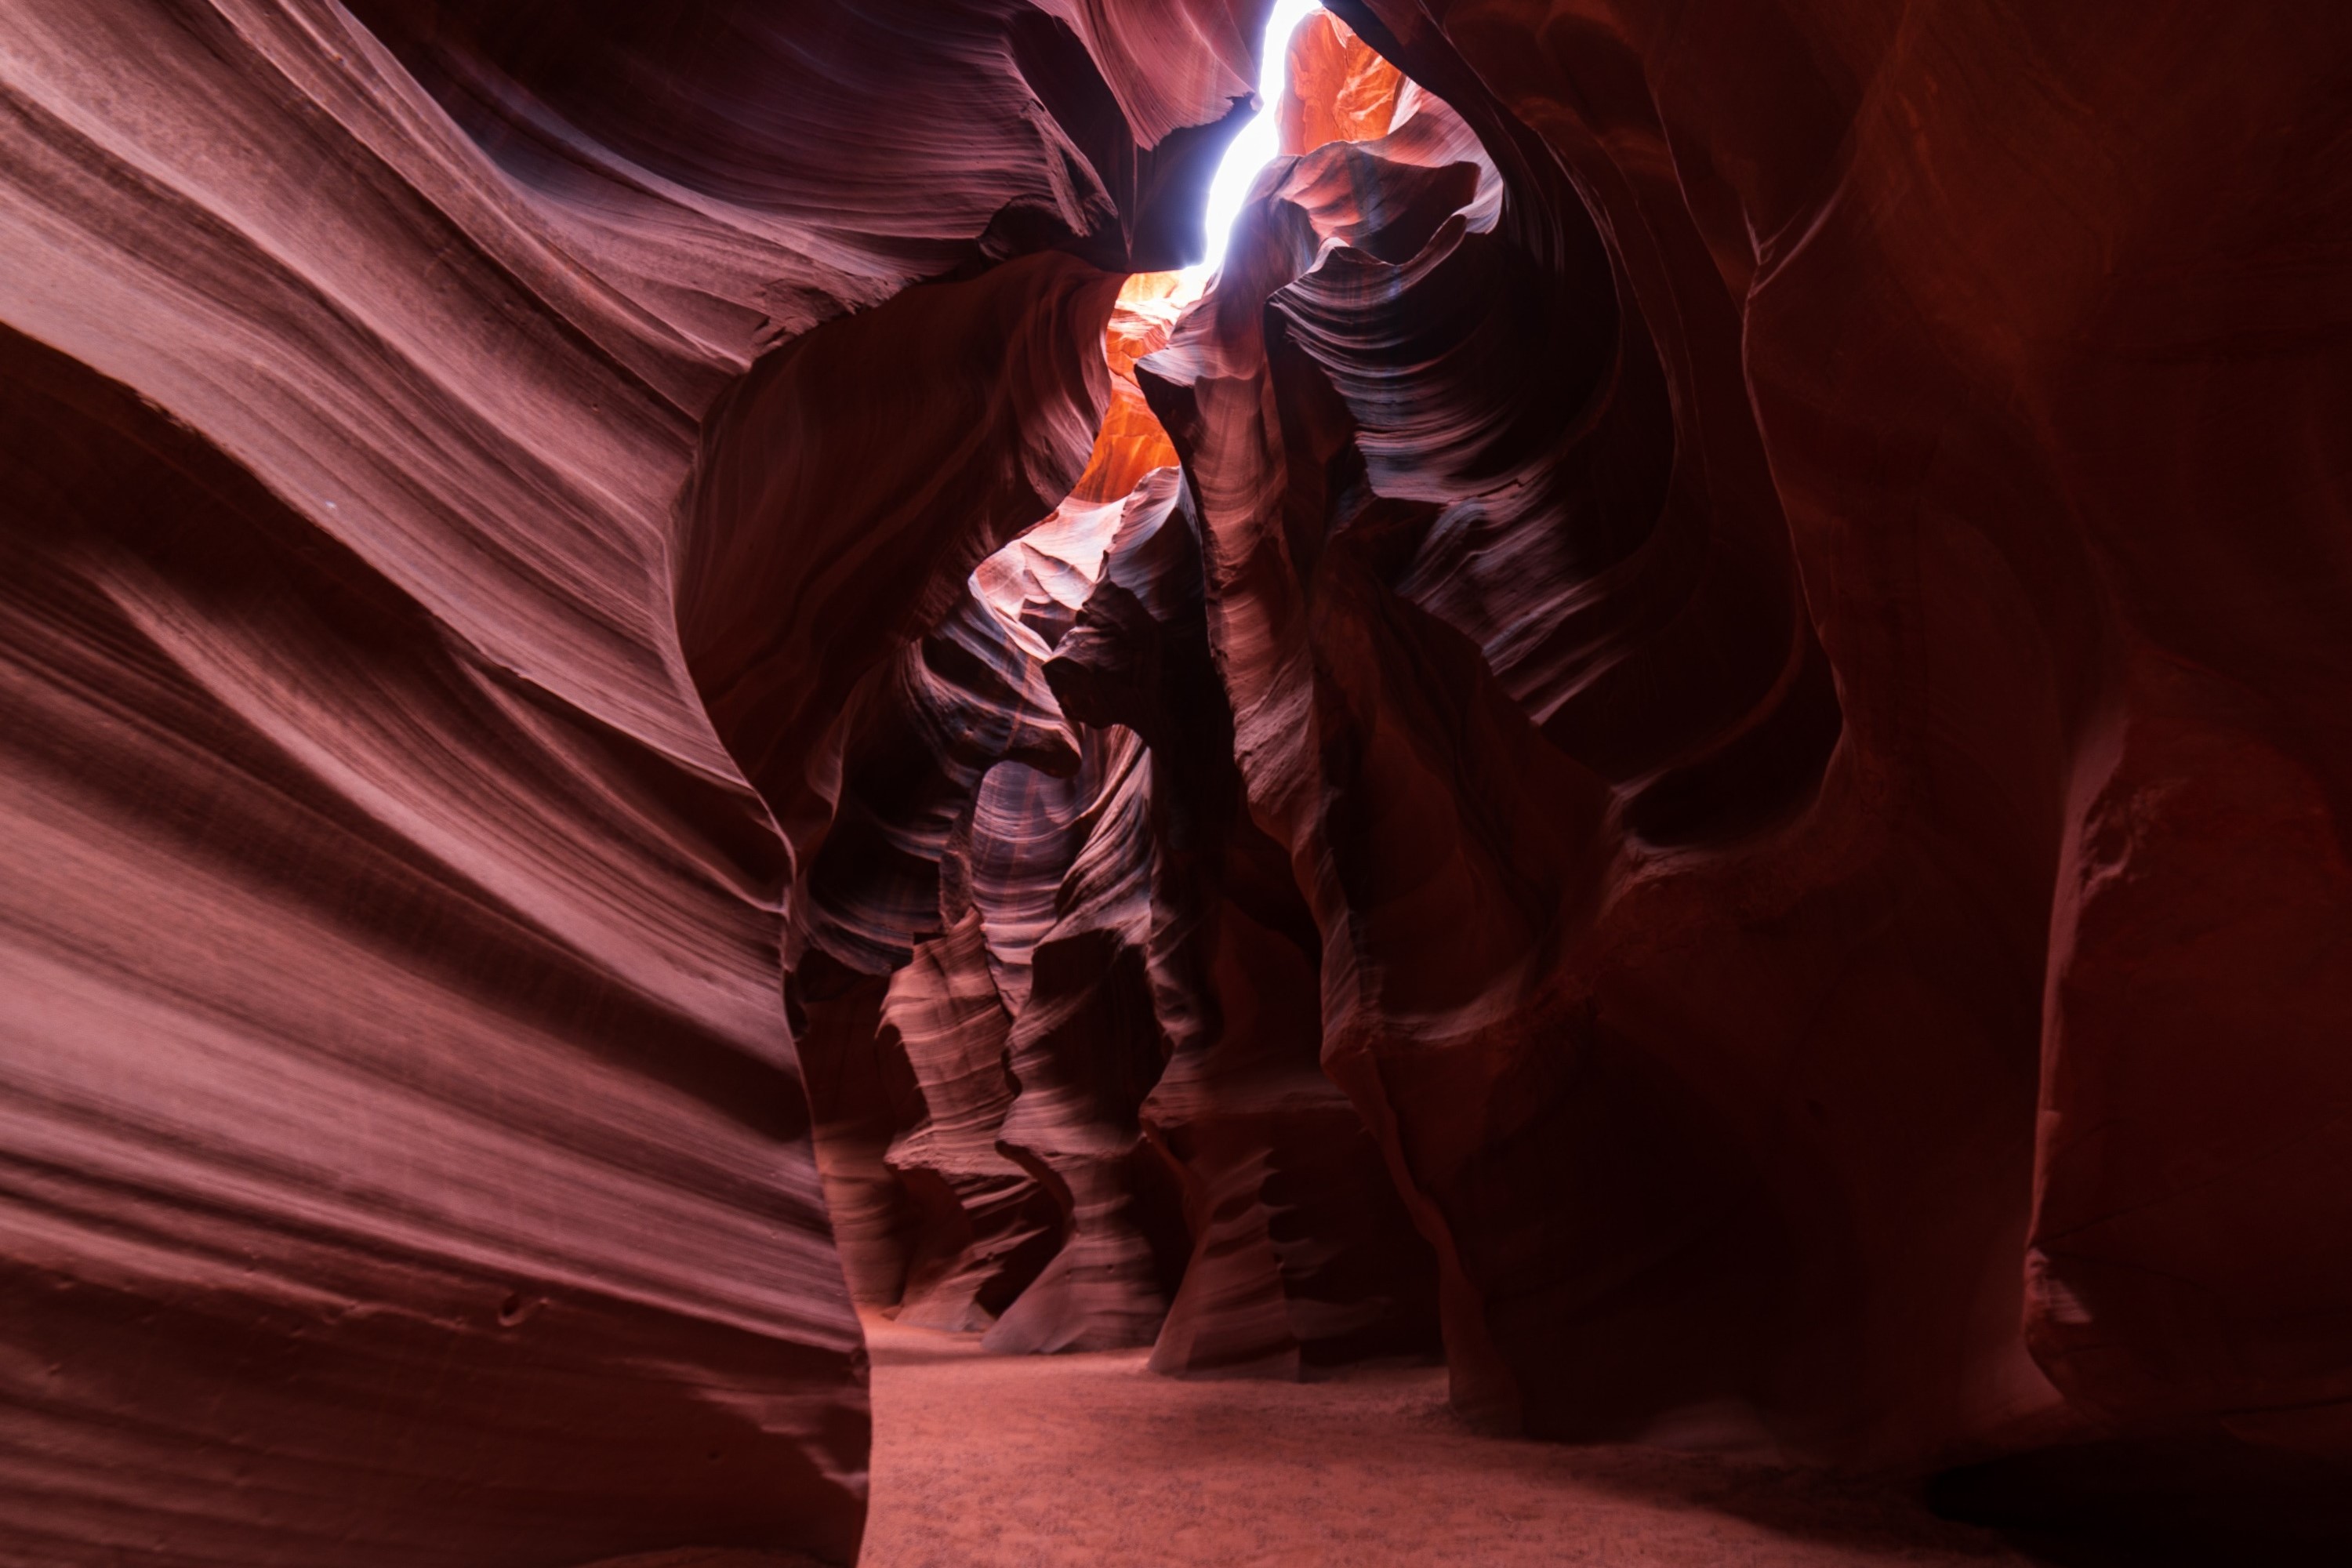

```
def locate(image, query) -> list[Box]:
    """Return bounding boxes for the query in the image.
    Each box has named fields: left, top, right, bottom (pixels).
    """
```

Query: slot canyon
left=2, top=1, right=2349, bottom=1564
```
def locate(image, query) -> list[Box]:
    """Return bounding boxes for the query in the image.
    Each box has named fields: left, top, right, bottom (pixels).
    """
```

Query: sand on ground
left=859, top=1314, right=2038, bottom=1568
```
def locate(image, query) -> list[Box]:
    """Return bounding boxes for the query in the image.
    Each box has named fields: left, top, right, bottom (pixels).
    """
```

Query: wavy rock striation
left=0, top=1, right=1259, bottom=1563
left=1139, top=0, right=2351, bottom=1508
left=779, top=259, right=1442, bottom=1369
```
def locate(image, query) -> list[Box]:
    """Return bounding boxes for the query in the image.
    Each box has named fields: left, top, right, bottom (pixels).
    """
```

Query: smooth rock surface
left=0, top=1, right=1259, bottom=1561
left=1134, top=0, right=2352, bottom=1483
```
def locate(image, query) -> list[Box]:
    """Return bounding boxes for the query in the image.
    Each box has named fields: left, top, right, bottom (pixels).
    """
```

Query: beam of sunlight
left=1178, top=0, right=1324, bottom=292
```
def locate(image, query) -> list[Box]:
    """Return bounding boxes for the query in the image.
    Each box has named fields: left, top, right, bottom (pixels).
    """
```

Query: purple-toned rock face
left=4, top=0, right=2350, bottom=1562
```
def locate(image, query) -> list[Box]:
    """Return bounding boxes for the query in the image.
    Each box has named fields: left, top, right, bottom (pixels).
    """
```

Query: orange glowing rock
left=1073, top=9, right=1410, bottom=516
left=1277, top=11, right=1405, bottom=157
left=1069, top=271, right=1189, bottom=503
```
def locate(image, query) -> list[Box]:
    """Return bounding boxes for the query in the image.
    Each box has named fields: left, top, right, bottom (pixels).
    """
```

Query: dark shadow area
left=1928, top=1436, right=2352, bottom=1566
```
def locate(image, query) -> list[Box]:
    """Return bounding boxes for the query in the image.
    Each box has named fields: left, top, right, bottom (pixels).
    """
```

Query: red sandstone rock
left=1263, top=0, right=2352, bottom=1483
left=1144, top=20, right=1849, bottom=1440
left=0, top=1, right=1259, bottom=1562
left=1069, top=274, right=1189, bottom=504
left=1048, top=472, right=1443, bottom=1377
left=1278, top=11, right=1406, bottom=156
left=880, top=913, right=1062, bottom=1333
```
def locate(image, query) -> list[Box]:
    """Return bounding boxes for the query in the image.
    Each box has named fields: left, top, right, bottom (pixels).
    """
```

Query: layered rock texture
left=1296, top=0, right=2352, bottom=1483
left=3, top=0, right=2350, bottom=1563
left=0, top=2, right=1256, bottom=1563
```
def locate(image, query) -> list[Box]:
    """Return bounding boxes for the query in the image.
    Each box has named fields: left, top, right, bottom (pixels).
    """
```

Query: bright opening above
left=1179, top=0, right=1326, bottom=289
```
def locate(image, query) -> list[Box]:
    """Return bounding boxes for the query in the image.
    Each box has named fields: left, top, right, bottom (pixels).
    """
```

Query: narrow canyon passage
left=2, top=0, right=2349, bottom=1564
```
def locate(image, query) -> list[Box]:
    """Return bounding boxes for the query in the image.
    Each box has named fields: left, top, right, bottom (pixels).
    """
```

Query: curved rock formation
left=880, top=912, right=1062, bottom=1334
left=1253, top=0, right=2349, bottom=1492
left=0, top=1, right=1258, bottom=1562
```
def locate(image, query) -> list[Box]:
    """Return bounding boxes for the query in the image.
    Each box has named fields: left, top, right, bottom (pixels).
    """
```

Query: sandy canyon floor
left=855, top=1315, right=2053, bottom=1568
